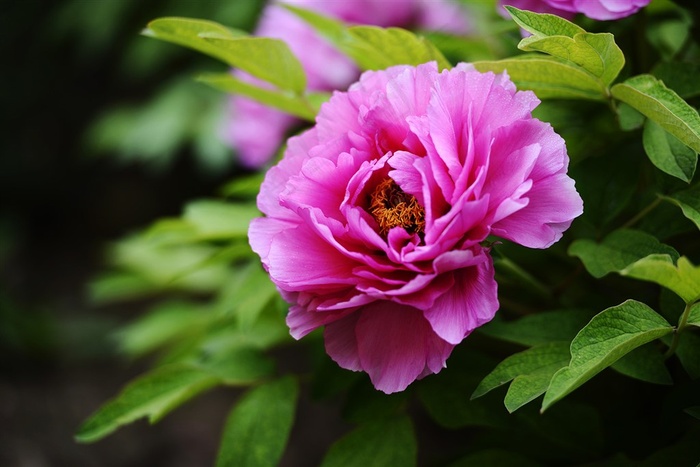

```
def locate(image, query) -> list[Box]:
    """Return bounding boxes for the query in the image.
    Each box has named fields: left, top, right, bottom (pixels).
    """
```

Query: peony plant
left=77, top=3, right=700, bottom=466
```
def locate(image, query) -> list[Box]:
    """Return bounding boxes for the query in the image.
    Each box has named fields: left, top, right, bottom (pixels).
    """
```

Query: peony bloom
left=249, top=62, right=583, bottom=393
left=499, top=0, right=650, bottom=21
left=222, top=0, right=470, bottom=168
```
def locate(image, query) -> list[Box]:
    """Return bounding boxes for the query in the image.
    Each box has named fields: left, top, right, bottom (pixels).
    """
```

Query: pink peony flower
left=499, top=0, right=650, bottom=21
left=249, top=62, right=583, bottom=393
left=222, top=0, right=471, bottom=168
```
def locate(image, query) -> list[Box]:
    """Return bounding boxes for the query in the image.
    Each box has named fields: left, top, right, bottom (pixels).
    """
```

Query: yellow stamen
left=369, top=179, right=425, bottom=236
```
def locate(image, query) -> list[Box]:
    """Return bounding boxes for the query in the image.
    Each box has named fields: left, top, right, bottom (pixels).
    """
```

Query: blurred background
left=0, top=1, right=268, bottom=465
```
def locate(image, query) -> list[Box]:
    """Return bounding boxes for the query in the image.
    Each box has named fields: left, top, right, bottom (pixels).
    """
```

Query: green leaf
left=183, top=199, right=259, bottom=240
left=116, top=301, right=207, bottom=357
left=610, top=342, right=672, bottom=385
left=675, top=331, right=700, bottom=379
left=611, top=74, right=700, bottom=154
left=192, top=347, right=276, bottom=385
left=542, top=300, right=673, bottom=411
left=652, top=61, right=700, bottom=99
left=662, top=183, right=700, bottom=230
left=143, top=17, right=243, bottom=64
left=144, top=18, right=306, bottom=93
left=320, top=416, right=417, bottom=467
left=505, top=7, right=623, bottom=87
left=472, top=343, right=570, bottom=413
left=347, top=26, right=451, bottom=70
left=473, top=58, right=606, bottom=100
left=505, top=6, right=585, bottom=39
left=197, top=73, right=324, bottom=121
left=217, top=262, right=278, bottom=329
left=75, top=365, right=219, bottom=443
left=621, top=256, right=700, bottom=304
left=687, top=302, right=700, bottom=328
left=216, top=376, right=299, bottom=467
left=617, top=102, right=645, bottom=131
left=479, top=309, right=594, bottom=346
left=569, top=229, right=679, bottom=278
left=283, top=5, right=450, bottom=71
left=643, top=119, right=697, bottom=182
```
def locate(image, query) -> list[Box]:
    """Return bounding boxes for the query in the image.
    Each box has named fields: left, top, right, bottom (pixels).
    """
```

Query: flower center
left=369, top=178, right=425, bottom=236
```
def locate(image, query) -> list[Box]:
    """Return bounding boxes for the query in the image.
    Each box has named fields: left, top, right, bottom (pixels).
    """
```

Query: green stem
left=622, top=197, right=662, bottom=229
left=665, top=301, right=693, bottom=358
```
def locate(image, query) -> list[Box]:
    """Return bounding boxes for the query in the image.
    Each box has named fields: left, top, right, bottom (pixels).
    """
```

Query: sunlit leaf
left=473, top=58, right=606, bottom=100
left=283, top=5, right=450, bottom=71
left=611, top=74, right=700, bottom=153
left=321, top=416, right=417, bottom=467
left=216, top=376, right=299, bottom=467
left=621, top=256, right=700, bottom=304
left=569, top=229, right=679, bottom=278
left=505, top=6, right=584, bottom=39
left=542, top=300, right=673, bottom=411
left=197, top=73, right=324, bottom=121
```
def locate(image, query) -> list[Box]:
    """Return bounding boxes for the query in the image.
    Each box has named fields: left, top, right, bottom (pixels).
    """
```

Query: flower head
left=499, top=0, right=650, bottom=21
left=249, top=62, right=583, bottom=393
left=223, top=0, right=471, bottom=168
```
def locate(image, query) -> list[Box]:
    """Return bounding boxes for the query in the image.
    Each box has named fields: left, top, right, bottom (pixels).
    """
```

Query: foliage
left=78, top=2, right=700, bottom=466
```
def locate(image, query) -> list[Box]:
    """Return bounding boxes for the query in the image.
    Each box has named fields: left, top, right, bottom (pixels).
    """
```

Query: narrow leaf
left=283, top=5, right=450, bottom=71
left=143, top=17, right=243, bottom=64
left=473, top=58, right=606, bottom=100
left=216, top=376, right=299, bottom=467
left=472, top=343, right=570, bottom=413
left=75, top=365, right=218, bottom=443
left=611, top=74, right=700, bottom=153
left=321, top=416, right=417, bottom=467
left=505, top=6, right=584, bottom=39
left=542, top=300, right=673, bottom=411
left=621, top=255, right=700, bottom=304
left=643, top=119, right=697, bottom=182
left=569, top=229, right=679, bottom=278
left=199, top=35, right=306, bottom=93
left=662, top=183, right=700, bottom=230
left=197, top=73, right=323, bottom=121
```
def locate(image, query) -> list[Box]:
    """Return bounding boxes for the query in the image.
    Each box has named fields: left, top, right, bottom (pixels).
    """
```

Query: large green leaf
left=472, top=343, right=571, bottom=413
left=542, top=300, right=673, bottom=411
left=478, top=309, right=593, bottom=346
left=216, top=376, right=299, bottom=467
left=283, top=5, right=450, bottom=71
left=508, top=7, right=623, bottom=87
left=473, top=58, right=606, bottom=100
left=662, top=183, right=700, bottom=230
left=144, top=18, right=306, bottom=93
left=197, top=73, right=326, bottom=121
left=569, top=229, right=679, bottom=278
left=320, top=416, right=417, bottom=467
left=611, top=74, right=700, bottom=154
left=75, top=365, right=219, bottom=443
left=643, top=119, right=697, bottom=182
left=621, top=256, right=700, bottom=304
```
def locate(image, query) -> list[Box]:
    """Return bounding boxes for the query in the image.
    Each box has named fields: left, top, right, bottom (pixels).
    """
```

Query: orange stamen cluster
left=369, top=178, right=425, bottom=236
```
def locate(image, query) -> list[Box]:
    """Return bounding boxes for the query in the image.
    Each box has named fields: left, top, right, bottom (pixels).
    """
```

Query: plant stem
left=665, top=301, right=693, bottom=358
left=622, top=197, right=662, bottom=229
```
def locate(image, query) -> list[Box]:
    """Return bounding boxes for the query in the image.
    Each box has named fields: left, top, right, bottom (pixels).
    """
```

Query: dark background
left=0, top=1, right=269, bottom=465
